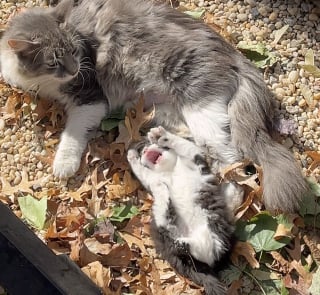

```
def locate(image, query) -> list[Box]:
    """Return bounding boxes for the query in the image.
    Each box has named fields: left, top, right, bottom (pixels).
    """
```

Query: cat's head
left=133, top=141, right=178, bottom=172
left=1, top=0, right=81, bottom=86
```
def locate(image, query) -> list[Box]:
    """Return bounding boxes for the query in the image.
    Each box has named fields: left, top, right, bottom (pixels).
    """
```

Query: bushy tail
left=229, top=63, right=309, bottom=212
left=171, top=256, right=227, bottom=295
left=185, top=268, right=227, bottom=295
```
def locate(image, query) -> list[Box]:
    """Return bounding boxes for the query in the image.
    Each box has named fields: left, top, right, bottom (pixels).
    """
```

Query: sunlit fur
left=0, top=0, right=308, bottom=211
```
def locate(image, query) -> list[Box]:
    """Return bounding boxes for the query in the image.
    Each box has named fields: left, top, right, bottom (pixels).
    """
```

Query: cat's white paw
left=53, top=148, right=82, bottom=179
left=127, top=149, right=139, bottom=164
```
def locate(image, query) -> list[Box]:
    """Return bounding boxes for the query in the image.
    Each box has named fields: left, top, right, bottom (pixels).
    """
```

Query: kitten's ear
left=7, top=39, right=38, bottom=52
left=52, top=0, right=74, bottom=24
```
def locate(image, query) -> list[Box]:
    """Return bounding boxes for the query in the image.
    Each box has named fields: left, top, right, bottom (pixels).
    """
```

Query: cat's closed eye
left=47, top=60, right=57, bottom=68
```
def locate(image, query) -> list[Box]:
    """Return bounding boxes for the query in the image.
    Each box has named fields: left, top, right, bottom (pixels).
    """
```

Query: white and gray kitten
left=127, top=126, right=235, bottom=295
left=0, top=0, right=308, bottom=212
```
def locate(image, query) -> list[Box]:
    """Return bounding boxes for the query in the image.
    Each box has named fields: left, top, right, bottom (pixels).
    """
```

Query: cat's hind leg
left=182, top=100, right=242, bottom=165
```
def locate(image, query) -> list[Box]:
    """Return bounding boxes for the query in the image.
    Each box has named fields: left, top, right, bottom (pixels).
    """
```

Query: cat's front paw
left=53, top=148, right=82, bottom=179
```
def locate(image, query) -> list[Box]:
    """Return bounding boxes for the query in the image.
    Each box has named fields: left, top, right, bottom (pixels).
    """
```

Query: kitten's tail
left=228, top=62, right=309, bottom=212
left=183, top=268, right=227, bottom=295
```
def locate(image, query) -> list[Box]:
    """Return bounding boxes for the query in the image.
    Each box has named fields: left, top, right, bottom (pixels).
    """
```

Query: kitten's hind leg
left=53, top=102, right=107, bottom=178
left=148, top=126, right=204, bottom=160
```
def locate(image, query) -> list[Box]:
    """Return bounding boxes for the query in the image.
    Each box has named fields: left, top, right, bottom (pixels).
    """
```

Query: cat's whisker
left=33, top=47, right=47, bottom=64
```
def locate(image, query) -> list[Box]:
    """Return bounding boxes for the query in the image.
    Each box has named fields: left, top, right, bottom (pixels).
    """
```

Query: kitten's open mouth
left=145, top=149, right=162, bottom=164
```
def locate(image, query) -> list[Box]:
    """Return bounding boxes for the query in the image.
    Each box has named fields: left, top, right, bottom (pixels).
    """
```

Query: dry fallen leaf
left=306, top=151, right=320, bottom=172
left=125, top=95, right=155, bottom=143
left=303, top=234, right=320, bottom=266
left=274, top=223, right=293, bottom=240
left=231, top=241, right=260, bottom=268
left=82, top=261, right=113, bottom=294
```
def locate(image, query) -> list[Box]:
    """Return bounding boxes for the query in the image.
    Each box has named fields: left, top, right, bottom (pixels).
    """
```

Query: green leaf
left=184, top=9, right=205, bottom=19
left=251, top=270, right=279, bottom=281
left=101, top=118, right=123, bottom=131
left=100, top=108, right=126, bottom=131
left=307, top=177, right=320, bottom=196
left=235, top=212, right=291, bottom=252
left=18, top=195, right=47, bottom=230
left=237, top=42, right=277, bottom=68
left=258, top=279, right=285, bottom=295
left=110, top=205, right=139, bottom=223
left=218, top=264, right=242, bottom=285
left=299, top=178, right=320, bottom=217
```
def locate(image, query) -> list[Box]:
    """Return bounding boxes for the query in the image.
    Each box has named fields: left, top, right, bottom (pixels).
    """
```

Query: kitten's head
left=135, top=141, right=177, bottom=172
left=1, top=0, right=80, bottom=85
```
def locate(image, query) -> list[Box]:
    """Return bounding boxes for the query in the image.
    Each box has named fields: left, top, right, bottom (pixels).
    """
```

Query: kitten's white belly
left=171, top=164, right=223, bottom=265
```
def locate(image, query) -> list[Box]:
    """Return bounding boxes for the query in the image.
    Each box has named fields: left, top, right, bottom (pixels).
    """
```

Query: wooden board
left=0, top=202, right=102, bottom=295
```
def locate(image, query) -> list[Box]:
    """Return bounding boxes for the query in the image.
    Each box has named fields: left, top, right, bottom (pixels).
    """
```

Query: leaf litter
left=0, top=5, right=319, bottom=295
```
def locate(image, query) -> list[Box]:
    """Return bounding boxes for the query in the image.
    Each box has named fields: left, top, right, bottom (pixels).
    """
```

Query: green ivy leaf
left=235, top=212, right=291, bottom=252
left=299, top=178, right=320, bottom=217
left=18, top=195, right=47, bottom=230
left=257, top=279, right=286, bottom=295
left=110, top=205, right=139, bottom=223
left=218, top=264, right=243, bottom=285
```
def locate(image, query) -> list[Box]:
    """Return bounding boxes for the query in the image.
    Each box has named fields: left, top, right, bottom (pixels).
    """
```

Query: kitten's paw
left=127, top=149, right=139, bottom=163
left=148, top=126, right=173, bottom=148
left=148, top=126, right=167, bottom=143
left=53, top=149, right=81, bottom=179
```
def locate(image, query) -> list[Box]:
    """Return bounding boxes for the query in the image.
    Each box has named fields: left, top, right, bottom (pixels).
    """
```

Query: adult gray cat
left=0, top=0, right=308, bottom=212
left=127, top=126, right=234, bottom=295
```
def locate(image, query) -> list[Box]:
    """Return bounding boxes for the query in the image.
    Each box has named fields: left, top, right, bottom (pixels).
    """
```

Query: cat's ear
left=52, top=0, right=74, bottom=24
left=7, top=39, right=39, bottom=52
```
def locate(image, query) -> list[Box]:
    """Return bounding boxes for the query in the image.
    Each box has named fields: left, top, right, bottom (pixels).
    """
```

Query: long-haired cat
left=0, top=0, right=308, bottom=212
left=127, top=126, right=234, bottom=295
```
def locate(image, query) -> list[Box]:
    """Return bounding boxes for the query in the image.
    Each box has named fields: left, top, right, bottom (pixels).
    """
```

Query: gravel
left=0, top=0, right=319, bottom=188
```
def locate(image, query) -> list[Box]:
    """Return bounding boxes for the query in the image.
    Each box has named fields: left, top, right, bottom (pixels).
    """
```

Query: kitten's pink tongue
left=146, top=150, right=162, bottom=164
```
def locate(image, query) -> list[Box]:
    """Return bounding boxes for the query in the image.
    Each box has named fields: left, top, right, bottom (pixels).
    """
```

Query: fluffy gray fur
left=127, top=126, right=234, bottom=295
left=0, top=0, right=308, bottom=212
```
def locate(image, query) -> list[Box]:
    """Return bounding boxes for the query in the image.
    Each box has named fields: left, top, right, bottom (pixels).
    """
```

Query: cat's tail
left=164, top=251, right=227, bottom=295
left=228, top=62, right=309, bottom=212
left=183, top=267, right=227, bottom=295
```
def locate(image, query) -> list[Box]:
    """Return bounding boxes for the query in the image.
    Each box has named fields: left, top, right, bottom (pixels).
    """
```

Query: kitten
left=127, top=126, right=234, bottom=295
left=0, top=0, right=308, bottom=212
